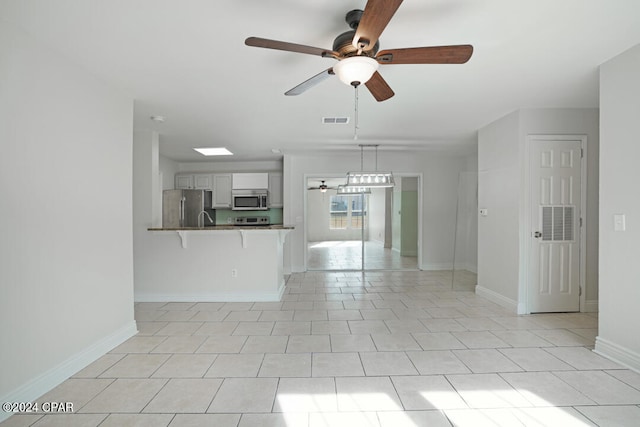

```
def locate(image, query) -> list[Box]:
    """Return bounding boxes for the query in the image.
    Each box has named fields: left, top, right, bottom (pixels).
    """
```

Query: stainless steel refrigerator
left=162, top=189, right=215, bottom=227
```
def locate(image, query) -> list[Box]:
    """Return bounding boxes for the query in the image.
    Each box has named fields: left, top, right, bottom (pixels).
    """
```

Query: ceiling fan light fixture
left=333, top=56, right=379, bottom=86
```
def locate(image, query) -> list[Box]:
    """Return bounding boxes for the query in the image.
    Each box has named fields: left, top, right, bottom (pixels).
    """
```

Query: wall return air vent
left=322, top=117, right=350, bottom=124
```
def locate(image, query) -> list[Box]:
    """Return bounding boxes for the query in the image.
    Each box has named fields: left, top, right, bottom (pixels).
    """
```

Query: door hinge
left=581, top=148, right=584, bottom=158
left=579, top=286, right=582, bottom=296
left=580, top=217, right=583, bottom=227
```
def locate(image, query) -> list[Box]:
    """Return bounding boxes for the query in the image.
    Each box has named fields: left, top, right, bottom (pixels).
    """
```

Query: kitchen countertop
left=147, top=225, right=295, bottom=231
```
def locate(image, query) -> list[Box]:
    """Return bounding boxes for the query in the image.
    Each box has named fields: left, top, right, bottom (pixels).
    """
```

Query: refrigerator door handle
left=180, top=197, right=185, bottom=227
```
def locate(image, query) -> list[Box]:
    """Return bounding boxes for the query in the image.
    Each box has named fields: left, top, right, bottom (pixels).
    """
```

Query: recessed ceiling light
left=193, top=147, right=233, bottom=156
left=271, top=148, right=282, bottom=154
left=150, top=115, right=166, bottom=122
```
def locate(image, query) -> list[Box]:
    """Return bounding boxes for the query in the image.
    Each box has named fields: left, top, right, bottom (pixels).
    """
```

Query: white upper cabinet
left=268, top=173, right=283, bottom=208
left=212, top=174, right=232, bottom=208
left=232, top=173, right=269, bottom=190
left=175, top=174, right=194, bottom=189
left=193, top=174, right=213, bottom=190
left=175, top=172, right=279, bottom=209
left=175, top=173, right=212, bottom=190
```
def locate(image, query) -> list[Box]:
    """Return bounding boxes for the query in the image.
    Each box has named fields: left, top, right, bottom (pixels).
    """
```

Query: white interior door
left=529, top=138, right=582, bottom=312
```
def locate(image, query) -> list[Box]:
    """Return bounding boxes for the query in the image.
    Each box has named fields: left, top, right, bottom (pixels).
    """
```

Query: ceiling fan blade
left=365, top=71, right=395, bottom=102
left=353, top=0, right=404, bottom=51
left=376, top=45, right=474, bottom=64
left=245, top=37, right=338, bottom=58
left=285, top=68, right=334, bottom=96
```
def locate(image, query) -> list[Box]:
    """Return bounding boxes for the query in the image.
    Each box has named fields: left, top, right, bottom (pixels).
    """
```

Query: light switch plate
left=614, top=214, right=626, bottom=231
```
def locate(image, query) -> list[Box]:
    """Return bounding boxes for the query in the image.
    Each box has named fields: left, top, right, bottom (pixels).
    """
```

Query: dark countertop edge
left=148, top=225, right=295, bottom=231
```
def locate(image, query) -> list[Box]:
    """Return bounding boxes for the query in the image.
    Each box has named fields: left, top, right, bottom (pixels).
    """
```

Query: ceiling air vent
left=322, top=117, right=350, bottom=124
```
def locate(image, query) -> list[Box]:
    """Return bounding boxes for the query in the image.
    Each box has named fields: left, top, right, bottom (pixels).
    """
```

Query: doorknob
left=534, top=231, right=542, bottom=238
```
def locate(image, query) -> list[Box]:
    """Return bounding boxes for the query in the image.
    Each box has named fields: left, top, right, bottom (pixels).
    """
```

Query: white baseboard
left=594, top=336, right=640, bottom=373
left=135, top=284, right=285, bottom=303
left=475, top=285, right=518, bottom=313
left=584, top=299, right=599, bottom=313
left=421, top=263, right=453, bottom=271
left=517, top=302, right=528, bottom=315
left=461, top=263, right=478, bottom=274
left=0, top=321, right=137, bottom=423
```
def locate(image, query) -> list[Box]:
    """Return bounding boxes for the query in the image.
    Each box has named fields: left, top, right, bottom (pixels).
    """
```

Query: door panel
left=529, top=139, right=581, bottom=312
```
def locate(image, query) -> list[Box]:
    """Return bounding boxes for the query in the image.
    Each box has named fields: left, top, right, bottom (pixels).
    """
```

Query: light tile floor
left=3, top=271, right=640, bottom=426
left=307, top=241, right=418, bottom=270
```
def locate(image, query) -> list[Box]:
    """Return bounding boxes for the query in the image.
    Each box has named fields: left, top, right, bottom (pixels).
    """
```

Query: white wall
left=596, top=44, right=640, bottom=372
left=368, top=188, right=387, bottom=244
left=463, top=154, right=479, bottom=272
left=159, top=154, right=179, bottom=190
left=0, top=21, right=136, bottom=416
left=478, top=111, right=522, bottom=304
left=133, top=130, right=161, bottom=293
left=177, top=160, right=282, bottom=173
left=477, top=108, right=599, bottom=312
left=454, top=170, right=478, bottom=272
left=284, top=151, right=475, bottom=272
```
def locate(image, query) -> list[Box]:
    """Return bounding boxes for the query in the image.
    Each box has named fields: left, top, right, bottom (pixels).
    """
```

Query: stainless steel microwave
left=231, top=190, right=268, bottom=210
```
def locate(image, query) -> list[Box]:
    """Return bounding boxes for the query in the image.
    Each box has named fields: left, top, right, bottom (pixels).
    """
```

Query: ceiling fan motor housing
left=333, top=10, right=380, bottom=57
left=333, top=31, right=379, bottom=57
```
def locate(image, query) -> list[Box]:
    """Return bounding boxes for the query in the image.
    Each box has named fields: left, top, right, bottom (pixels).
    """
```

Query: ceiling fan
left=245, top=0, right=473, bottom=102
left=307, top=180, right=335, bottom=192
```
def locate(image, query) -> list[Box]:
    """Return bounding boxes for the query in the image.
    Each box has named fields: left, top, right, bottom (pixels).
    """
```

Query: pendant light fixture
left=337, top=185, right=371, bottom=194
left=345, top=144, right=395, bottom=188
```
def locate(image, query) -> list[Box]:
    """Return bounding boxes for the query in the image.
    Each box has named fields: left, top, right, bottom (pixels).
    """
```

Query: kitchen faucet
left=197, top=210, right=213, bottom=228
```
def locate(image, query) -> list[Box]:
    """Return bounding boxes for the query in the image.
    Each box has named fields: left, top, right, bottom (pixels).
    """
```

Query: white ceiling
left=3, top=0, right=640, bottom=162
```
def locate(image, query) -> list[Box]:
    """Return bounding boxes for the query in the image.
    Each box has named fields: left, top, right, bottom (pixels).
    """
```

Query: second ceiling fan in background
left=245, top=0, right=473, bottom=101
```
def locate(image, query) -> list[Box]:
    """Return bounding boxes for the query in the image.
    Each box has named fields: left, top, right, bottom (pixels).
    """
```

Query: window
left=330, top=194, right=367, bottom=229
left=330, top=195, right=348, bottom=229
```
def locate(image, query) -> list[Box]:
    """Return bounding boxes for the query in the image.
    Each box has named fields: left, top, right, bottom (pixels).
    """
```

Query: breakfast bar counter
left=135, top=226, right=294, bottom=302
left=148, top=225, right=294, bottom=248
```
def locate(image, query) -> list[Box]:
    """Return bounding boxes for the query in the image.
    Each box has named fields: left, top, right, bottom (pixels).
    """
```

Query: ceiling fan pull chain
left=375, top=144, right=378, bottom=170
left=354, top=85, right=359, bottom=140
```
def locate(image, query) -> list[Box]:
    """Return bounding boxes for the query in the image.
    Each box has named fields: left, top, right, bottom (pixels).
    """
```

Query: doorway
left=305, top=175, right=419, bottom=271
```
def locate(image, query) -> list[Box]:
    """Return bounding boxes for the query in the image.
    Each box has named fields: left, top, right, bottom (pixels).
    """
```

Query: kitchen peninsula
left=138, top=225, right=294, bottom=302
